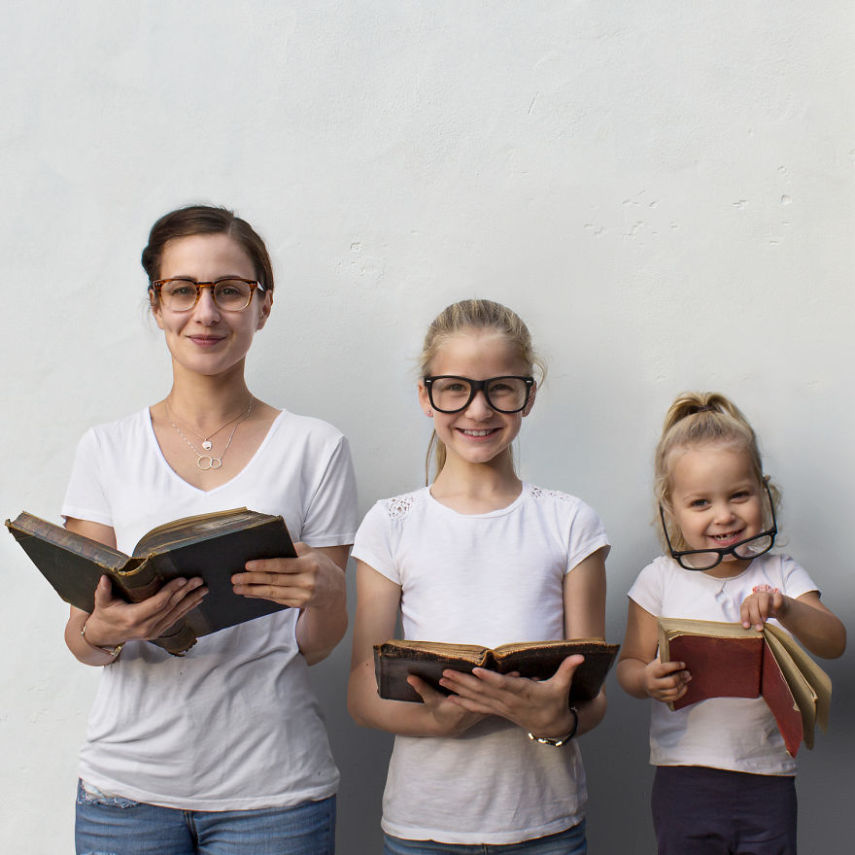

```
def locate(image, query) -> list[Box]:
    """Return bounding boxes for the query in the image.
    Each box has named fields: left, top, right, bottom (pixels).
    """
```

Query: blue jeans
left=383, top=820, right=587, bottom=855
left=75, top=780, right=336, bottom=855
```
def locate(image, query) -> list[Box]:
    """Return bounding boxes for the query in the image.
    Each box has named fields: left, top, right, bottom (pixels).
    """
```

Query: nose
left=193, top=285, right=222, bottom=323
left=464, top=389, right=495, bottom=419
left=711, top=501, right=735, bottom=525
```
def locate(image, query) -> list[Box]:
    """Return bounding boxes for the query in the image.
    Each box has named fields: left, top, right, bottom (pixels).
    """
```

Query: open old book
left=658, top=617, right=831, bottom=756
left=374, top=638, right=619, bottom=704
left=6, top=508, right=295, bottom=655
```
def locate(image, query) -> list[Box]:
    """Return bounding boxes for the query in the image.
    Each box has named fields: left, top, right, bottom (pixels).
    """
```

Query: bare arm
left=234, top=543, right=350, bottom=666
left=63, top=518, right=207, bottom=666
left=616, top=599, right=691, bottom=702
left=439, top=546, right=610, bottom=739
left=347, top=560, right=484, bottom=737
left=740, top=589, right=846, bottom=659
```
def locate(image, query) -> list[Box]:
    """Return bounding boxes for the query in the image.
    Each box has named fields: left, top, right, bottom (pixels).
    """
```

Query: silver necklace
left=166, top=398, right=254, bottom=471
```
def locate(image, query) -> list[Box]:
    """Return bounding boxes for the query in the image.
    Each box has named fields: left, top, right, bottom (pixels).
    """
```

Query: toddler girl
left=617, top=392, right=845, bottom=855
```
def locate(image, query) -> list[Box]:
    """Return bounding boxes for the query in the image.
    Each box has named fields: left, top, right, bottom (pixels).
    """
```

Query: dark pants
left=652, top=766, right=797, bottom=855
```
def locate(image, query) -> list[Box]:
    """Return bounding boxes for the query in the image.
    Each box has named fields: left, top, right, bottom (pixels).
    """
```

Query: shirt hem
left=380, top=811, right=584, bottom=845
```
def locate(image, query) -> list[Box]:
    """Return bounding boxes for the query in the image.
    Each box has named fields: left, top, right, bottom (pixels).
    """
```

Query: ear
left=149, top=289, right=166, bottom=331
left=256, top=290, right=273, bottom=330
left=417, top=382, right=433, bottom=418
left=522, top=381, right=537, bottom=417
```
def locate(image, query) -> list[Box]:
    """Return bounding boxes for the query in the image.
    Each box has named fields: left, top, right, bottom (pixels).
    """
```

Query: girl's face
left=667, top=442, right=765, bottom=576
left=152, top=232, right=272, bottom=379
left=418, top=328, right=534, bottom=469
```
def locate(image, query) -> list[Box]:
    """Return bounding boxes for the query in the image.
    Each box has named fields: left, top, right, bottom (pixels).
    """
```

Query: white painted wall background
left=1, top=2, right=852, bottom=852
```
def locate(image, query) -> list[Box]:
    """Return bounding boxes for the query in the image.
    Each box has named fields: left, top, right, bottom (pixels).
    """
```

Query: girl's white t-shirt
left=352, top=484, right=609, bottom=845
left=628, top=553, right=818, bottom=775
left=62, top=408, right=358, bottom=810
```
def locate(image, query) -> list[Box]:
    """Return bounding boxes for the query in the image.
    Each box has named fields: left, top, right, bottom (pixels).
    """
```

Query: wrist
left=527, top=706, right=579, bottom=746
left=80, top=619, right=125, bottom=660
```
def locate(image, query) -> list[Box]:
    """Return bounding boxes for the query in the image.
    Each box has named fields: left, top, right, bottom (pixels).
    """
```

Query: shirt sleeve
left=352, top=500, right=400, bottom=584
left=300, top=434, right=359, bottom=548
left=61, top=427, right=113, bottom=527
left=566, top=499, right=610, bottom=573
left=627, top=558, right=666, bottom=617
left=779, top=554, right=820, bottom=600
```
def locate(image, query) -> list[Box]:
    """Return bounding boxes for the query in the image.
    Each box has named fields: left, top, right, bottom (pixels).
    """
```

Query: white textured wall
left=2, top=3, right=852, bottom=852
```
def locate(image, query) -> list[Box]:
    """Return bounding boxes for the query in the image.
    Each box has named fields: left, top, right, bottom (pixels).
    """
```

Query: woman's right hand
left=407, top=675, right=485, bottom=737
left=76, top=575, right=207, bottom=652
left=644, top=656, right=691, bottom=703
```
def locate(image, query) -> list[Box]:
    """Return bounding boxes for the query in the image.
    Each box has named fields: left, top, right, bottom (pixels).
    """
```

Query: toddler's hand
left=644, top=657, right=691, bottom=704
left=741, top=585, right=789, bottom=631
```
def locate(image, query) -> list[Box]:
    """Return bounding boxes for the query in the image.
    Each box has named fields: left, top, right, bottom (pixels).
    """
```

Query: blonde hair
left=419, top=299, right=545, bottom=482
left=654, top=392, right=780, bottom=551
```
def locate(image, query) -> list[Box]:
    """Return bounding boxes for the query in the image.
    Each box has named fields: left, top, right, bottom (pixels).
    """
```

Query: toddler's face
left=668, top=442, right=765, bottom=575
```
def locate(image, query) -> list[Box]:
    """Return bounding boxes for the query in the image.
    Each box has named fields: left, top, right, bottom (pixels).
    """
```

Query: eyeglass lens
left=159, top=279, right=255, bottom=311
left=428, top=377, right=530, bottom=413
left=679, top=533, right=776, bottom=570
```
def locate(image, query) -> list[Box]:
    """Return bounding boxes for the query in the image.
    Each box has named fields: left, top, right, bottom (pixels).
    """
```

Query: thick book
left=6, top=508, right=296, bottom=655
left=374, top=638, right=620, bottom=704
left=658, top=617, right=831, bottom=757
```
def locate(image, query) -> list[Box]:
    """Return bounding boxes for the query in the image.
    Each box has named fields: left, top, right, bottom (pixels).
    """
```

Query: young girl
left=348, top=299, right=609, bottom=854
left=617, top=392, right=846, bottom=855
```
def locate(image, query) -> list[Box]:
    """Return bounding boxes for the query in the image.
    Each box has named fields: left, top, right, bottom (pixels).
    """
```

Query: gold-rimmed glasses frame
left=659, top=481, right=778, bottom=571
left=150, top=277, right=265, bottom=312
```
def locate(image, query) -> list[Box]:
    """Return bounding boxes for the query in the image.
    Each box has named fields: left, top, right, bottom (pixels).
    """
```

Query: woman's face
left=152, top=232, right=272, bottom=380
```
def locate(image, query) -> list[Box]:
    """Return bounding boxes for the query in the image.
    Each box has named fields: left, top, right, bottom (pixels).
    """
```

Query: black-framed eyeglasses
left=660, top=481, right=777, bottom=571
left=423, top=375, right=534, bottom=414
left=150, top=277, right=265, bottom=312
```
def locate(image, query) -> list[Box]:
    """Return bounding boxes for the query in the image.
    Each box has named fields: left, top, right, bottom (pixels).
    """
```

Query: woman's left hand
left=438, top=654, right=584, bottom=739
left=232, top=542, right=345, bottom=610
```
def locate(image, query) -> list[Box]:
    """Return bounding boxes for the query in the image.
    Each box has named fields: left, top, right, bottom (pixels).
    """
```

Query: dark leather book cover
left=6, top=509, right=295, bottom=654
left=374, top=639, right=619, bottom=704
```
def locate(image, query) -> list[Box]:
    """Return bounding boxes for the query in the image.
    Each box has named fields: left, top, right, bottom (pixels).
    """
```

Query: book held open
left=6, top=508, right=296, bottom=655
left=657, top=617, right=831, bottom=756
left=374, top=638, right=619, bottom=704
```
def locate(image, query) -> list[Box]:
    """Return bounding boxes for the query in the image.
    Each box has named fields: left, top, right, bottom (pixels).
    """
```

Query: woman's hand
left=407, top=676, right=485, bottom=737
left=234, top=542, right=349, bottom=664
left=232, top=542, right=344, bottom=609
left=643, top=657, right=691, bottom=704
left=438, top=654, right=583, bottom=739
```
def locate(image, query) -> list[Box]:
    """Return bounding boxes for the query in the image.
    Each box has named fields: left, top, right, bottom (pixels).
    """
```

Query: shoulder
left=524, top=484, right=605, bottom=528
left=75, top=409, right=151, bottom=454
left=751, top=552, right=818, bottom=597
left=269, top=409, right=348, bottom=446
left=373, top=488, right=427, bottom=522
left=628, top=555, right=677, bottom=602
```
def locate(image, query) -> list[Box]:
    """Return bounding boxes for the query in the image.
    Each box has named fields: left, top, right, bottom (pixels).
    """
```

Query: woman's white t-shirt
left=627, top=553, right=818, bottom=776
left=352, top=484, right=609, bottom=845
left=62, top=408, right=358, bottom=810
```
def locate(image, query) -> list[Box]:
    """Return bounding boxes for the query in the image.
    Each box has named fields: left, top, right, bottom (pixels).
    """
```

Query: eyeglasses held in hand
left=422, top=375, right=534, bottom=414
left=659, top=481, right=778, bottom=571
left=150, top=278, right=265, bottom=312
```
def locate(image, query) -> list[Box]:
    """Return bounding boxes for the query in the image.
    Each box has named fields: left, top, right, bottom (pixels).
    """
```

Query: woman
left=63, top=205, right=357, bottom=855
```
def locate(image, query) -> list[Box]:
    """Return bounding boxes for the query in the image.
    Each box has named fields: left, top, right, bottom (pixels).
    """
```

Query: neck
left=430, top=451, right=521, bottom=505
left=165, top=362, right=253, bottom=431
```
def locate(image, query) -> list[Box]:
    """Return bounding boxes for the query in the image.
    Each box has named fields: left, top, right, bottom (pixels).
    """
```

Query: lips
left=458, top=428, right=500, bottom=438
left=187, top=335, right=225, bottom=347
left=708, top=530, right=745, bottom=547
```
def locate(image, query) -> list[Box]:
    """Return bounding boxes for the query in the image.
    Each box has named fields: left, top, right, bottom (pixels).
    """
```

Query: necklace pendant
left=202, top=440, right=213, bottom=450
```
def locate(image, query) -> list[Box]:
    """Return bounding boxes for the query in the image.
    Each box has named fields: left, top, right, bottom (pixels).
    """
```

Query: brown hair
left=141, top=205, right=275, bottom=291
left=419, top=299, right=545, bottom=482
left=654, top=391, right=780, bottom=551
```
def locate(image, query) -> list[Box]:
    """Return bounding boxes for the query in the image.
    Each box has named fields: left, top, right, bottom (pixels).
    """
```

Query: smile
left=458, top=428, right=499, bottom=437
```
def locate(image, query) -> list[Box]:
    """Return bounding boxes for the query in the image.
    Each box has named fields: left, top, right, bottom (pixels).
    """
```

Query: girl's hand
left=233, top=542, right=345, bottom=610
left=437, top=654, right=583, bottom=738
left=741, top=585, right=789, bottom=631
left=407, top=676, right=485, bottom=737
left=644, top=657, right=691, bottom=704
left=82, top=574, right=208, bottom=648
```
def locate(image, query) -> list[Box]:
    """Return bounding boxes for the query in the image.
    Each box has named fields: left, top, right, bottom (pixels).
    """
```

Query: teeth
left=462, top=429, right=492, bottom=436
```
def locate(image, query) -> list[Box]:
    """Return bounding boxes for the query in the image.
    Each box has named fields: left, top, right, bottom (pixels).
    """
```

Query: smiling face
left=667, top=441, right=766, bottom=577
left=151, top=232, right=272, bottom=380
left=418, top=328, right=534, bottom=469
